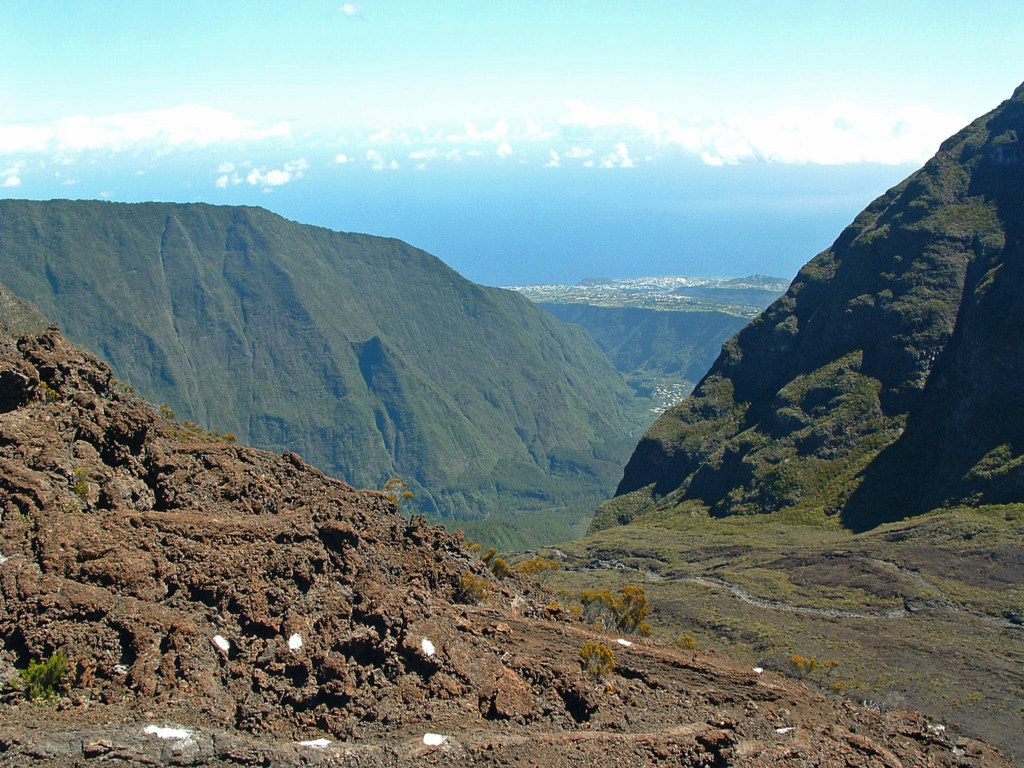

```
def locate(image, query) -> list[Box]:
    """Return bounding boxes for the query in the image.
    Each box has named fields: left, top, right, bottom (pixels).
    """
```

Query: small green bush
left=489, top=556, right=510, bottom=578
left=35, top=381, right=61, bottom=403
left=382, top=477, right=414, bottom=511
left=512, top=555, right=560, bottom=583
left=457, top=572, right=488, bottom=604
left=579, top=642, right=615, bottom=679
left=579, top=585, right=652, bottom=636
left=19, top=651, right=68, bottom=701
left=72, top=468, right=90, bottom=500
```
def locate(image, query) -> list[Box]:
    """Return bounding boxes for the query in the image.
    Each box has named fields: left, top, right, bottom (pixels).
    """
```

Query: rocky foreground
left=0, top=328, right=1009, bottom=766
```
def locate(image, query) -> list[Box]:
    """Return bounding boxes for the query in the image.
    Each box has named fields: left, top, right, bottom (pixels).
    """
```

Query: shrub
left=579, top=642, right=615, bottom=680
left=19, top=652, right=67, bottom=701
left=790, top=655, right=818, bottom=677
left=489, top=556, right=510, bottom=578
left=615, top=586, right=651, bottom=636
left=677, top=635, right=697, bottom=650
left=579, top=586, right=652, bottom=636
left=382, top=477, right=414, bottom=511
left=35, top=381, right=61, bottom=403
left=512, top=555, right=560, bottom=583
left=72, top=468, right=90, bottom=500
left=457, top=572, right=488, bottom=604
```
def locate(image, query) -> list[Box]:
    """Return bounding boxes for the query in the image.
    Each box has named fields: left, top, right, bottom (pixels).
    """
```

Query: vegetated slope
left=539, top=302, right=748, bottom=397
left=0, top=280, right=47, bottom=338
left=0, top=328, right=1008, bottom=767
left=0, top=200, right=634, bottom=533
left=596, top=80, right=1024, bottom=532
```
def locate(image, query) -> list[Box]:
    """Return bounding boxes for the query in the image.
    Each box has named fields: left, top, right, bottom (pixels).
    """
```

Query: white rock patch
left=144, top=725, right=193, bottom=741
left=421, top=638, right=436, bottom=657
left=752, top=667, right=764, bottom=674
left=297, top=738, right=331, bottom=748
left=288, top=633, right=303, bottom=652
left=775, top=727, right=795, bottom=734
left=212, top=634, right=230, bottom=652
left=0, top=552, right=8, bottom=565
left=616, top=638, right=632, bottom=647
left=423, top=733, right=447, bottom=746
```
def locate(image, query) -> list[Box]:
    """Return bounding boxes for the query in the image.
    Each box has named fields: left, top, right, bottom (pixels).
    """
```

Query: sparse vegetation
left=578, top=585, right=652, bottom=636
left=18, top=651, right=67, bottom=701
left=579, top=642, right=615, bottom=680
left=512, top=555, right=560, bottom=583
left=382, top=477, right=414, bottom=512
left=71, top=468, right=89, bottom=500
left=156, top=403, right=238, bottom=443
left=457, top=572, right=488, bottom=604
left=34, top=380, right=61, bottom=403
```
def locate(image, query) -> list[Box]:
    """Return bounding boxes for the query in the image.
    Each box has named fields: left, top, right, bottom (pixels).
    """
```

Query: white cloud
left=247, top=168, right=291, bottom=187
left=677, top=103, right=965, bottom=165
left=339, top=3, right=364, bottom=17
left=496, top=142, right=513, bottom=157
left=558, top=98, right=965, bottom=166
left=217, top=161, right=235, bottom=173
left=600, top=141, right=634, bottom=168
left=366, top=149, right=398, bottom=171
left=2, top=162, right=23, bottom=186
left=565, top=146, right=593, bottom=159
left=408, top=148, right=438, bottom=160
left=334, top=152, right=351, bottom=163
left=0, top=106, right=290, bottom=157
left=544, top=150, right=560, bottom=168
left=560, top=100, right=663, bottom=139
left=369, top=128, right=391, bottom=143
left=446, top=118, right=509, bottom=144
left=557, top=97, right=967, bottom=166
left=244, top=158, right=308, bottom=189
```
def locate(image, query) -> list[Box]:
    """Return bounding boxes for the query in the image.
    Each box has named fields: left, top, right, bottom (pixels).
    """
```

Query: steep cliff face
left=597, top=81, right=1024, bottom=532
left=0, top=200, right=634, bottom=529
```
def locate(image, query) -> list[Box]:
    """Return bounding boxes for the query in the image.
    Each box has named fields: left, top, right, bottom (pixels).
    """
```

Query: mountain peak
left=598, top=80, right=1024, bottom=532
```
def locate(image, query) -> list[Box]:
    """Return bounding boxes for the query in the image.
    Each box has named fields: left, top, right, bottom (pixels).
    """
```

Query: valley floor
left=545, top=507, right=1024, bottom=764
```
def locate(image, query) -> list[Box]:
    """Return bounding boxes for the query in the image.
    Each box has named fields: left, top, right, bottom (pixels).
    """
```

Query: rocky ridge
left=0, top=328, right=1009, bottom=766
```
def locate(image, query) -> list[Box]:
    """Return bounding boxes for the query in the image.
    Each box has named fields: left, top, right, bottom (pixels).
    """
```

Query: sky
left=1, top=1, right=1022, bottom=285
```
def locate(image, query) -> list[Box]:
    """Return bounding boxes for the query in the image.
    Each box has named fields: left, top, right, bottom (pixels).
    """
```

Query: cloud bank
left=0, top=98, right=967, bottom=195
left=0, top=106, right=290, bottom=158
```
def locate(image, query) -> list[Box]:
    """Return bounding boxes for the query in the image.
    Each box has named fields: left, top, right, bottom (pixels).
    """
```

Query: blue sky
left=1, top=1, right=1022, bottom=284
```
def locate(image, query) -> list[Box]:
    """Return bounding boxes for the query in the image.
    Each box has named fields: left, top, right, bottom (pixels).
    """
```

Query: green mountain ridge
left=537, top=302, right=749, bottom=414
left=596, top=80, right=1024, bottom=533
left=538, top=303, right=749, bottom=385
left=0, top=199, right=634, bottom=538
